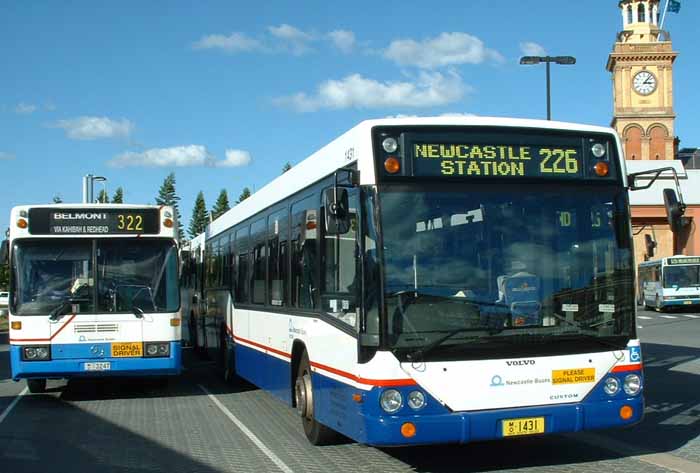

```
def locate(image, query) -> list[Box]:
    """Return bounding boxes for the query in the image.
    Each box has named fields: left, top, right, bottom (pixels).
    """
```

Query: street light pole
left=520, top=55, right=576, bottom=121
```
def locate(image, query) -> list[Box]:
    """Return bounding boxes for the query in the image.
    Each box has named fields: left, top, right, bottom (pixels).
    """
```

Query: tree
left=52, top=194, right=63, bottom=204
left=112, top=187, right=124, bottom=204
left=211, top=189, right=231, bottom=220
left=0, top=262, right=8, bottom=291
left=282, top=162, right=292, bottom=173
left=97, top=189, right=109, bottom=203
left=156, top=172, right=184, bottom=240
left=188, top=191, right=209, bottom=238
left=236, top=187, right=251, bottom=204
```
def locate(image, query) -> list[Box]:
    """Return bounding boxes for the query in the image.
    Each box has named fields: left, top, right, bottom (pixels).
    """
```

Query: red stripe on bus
left=231, top=331, right=416, bottom=387
left=9, top=314, right=77, bottom=343
left=611, top=363, right=643, bottom=373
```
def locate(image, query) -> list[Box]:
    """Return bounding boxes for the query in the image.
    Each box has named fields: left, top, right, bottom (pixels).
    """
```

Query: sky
left=1, top=0, right=698, bottom=235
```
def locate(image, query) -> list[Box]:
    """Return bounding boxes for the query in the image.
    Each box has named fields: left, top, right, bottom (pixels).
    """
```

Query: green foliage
left=97, top=189, right=109, bottom=203
left=112, top=187, right=124, bottom=203
left=52, top=194, right=63, bottom=204
left=156, top=172, right=184, bottom=240
left=211, top=189, right=231, bottom=220
left=188, top=191, right=209, bottom=238
left=236, top=187, right=252, bottom=204
left=0, top=262, right=8, bottom=291
left=282, top=162, right=292, bottom=173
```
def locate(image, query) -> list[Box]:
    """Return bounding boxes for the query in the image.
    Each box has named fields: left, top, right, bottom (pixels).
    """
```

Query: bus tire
left=27, top=379, right=46, bottom=394
left=295, top=351, right=338, bottom=445
left=655, top=296, right=664, bottom=312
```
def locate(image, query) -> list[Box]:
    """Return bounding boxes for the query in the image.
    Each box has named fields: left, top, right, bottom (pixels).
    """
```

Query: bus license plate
left=683, top=301, right=692, bottom=305
left=84, top=362, right=111, bottom=371
left=502, top=417, right=545, bottom=437
left=111, top=342, right=143, bottom=357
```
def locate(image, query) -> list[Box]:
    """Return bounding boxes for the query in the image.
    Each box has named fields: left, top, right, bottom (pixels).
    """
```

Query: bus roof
left=639, top=255, right=700, bottom=266
left=205, top=116, right=620, bottom=241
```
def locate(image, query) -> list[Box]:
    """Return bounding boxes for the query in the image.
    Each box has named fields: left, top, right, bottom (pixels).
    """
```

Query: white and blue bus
left=183, top=116, right=658, bottom=446
left=638, top=256, right=700, bottom=310
left=1, top=204, right=182, bottom=393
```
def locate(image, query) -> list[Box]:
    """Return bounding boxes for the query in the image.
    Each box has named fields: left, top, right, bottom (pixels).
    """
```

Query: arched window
left=625, top=126, right=643, bottom=160
left=649, top=125, right=668, bottom=160
left=627, top=5, right=634, bottom=23
left=638, top=3, right=646, bottom=23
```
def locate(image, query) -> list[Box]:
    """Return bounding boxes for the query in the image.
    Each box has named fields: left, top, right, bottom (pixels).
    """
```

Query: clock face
left=633, top=71, right=657, bottom=96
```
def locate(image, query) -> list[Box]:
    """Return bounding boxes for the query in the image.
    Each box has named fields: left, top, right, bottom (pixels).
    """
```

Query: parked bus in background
left=182, top=116, right=682, bottom=446
left=0, top=204, right=182, bottom=393
left=638, top=256, right=700, bottom=311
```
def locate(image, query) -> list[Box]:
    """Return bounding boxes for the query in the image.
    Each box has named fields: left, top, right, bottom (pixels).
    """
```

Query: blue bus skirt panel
left=312, top=369, right=644, bottom=446
left=660, top=299, right=700, bottom=307
left=10, top=341, right=182, bottom=380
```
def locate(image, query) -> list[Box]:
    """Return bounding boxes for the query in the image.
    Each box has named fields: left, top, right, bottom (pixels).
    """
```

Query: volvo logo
left=506, top=359, right=536, bottom=366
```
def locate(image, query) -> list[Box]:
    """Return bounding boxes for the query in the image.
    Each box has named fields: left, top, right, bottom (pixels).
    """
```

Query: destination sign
left=28, top=208, right=160, bottom=235
left=668, top=257, right=700, bottom=265
left=412, top=143, right=582, bottom=179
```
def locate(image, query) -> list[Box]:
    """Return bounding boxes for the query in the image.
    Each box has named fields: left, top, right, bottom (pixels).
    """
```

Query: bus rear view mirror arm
left=628, top=166, right=688, bottom=234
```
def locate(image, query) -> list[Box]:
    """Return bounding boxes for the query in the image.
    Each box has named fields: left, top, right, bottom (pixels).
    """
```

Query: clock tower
left=607, top=0, right=678, bottom=161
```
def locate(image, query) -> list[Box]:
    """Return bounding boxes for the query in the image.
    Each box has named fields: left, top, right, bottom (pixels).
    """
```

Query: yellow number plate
left=683, top=301, right=692, bottom=305
left=502, top=417, right=545, bottom=437
left=111, top=342, right=143, bottom=358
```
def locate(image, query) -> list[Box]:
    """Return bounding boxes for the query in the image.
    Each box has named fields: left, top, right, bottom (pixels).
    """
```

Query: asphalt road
left=0, top=308, right=698, bottom=473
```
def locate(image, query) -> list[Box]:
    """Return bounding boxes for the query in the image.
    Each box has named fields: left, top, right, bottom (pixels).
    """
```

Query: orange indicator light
left=11, top=321, right=22, bottom=330
left=384, top=157, right=401, bottom=174
left=594, top=162, right=609, bottom=177
left=163, top=218, right=173, bottom=228
left=17, top=218, right=28, bottom=229
left=170, top=318, right=181, bottom=327
left=401, top=422, right=417, bottom=438
left=352, top=393, right=363, bottom=403
left=619, top=405, right=633, bottom=420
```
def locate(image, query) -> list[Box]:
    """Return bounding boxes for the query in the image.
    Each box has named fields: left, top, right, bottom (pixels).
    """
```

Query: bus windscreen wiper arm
left=405, top=327, right=495, bottom=362
left=132, top=306, right=144, bottom=319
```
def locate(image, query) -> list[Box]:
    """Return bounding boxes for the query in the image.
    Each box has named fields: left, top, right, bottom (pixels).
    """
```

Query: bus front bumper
left=10, top=341, right=182, bottom=380
left=361, top=396, right=644, bottom=446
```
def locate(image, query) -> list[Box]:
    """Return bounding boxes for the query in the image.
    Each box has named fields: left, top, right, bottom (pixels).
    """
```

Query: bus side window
left=291, top=195, right=318, bottom=309
left=234, top=226, right=250, bottom=304
left=268, top=209, right=288, bottom=307
left=250, top=218, right=267, bottom=305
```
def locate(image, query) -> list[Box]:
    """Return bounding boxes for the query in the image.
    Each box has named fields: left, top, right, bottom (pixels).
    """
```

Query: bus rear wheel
left=655, top=296, right=665, bottom=312
left=295, top=351, right=338, bottom=445
left=27, top=379, right=46, bottom=393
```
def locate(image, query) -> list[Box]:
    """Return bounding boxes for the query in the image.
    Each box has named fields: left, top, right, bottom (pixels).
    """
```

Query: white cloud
left=440, top=112, right=477, bottom=117
left=268, top=24, right=314, bottom=55
left=15, top=102, right=38, bottom=114
left=328, top=30, right=355, bottom=53
left=109, top=145, right=213, bottom=168
left=276, top=71, right=468, bottom=112
left=218, top=149, right=252, bottom=167
left=53, top=116, right=133, bottom=140
left=384, top=32, right=503, bottom=69
left=192, top=32, right=264, bottom=53
left=0, top=151, right=16, bottom=160
left=520, top=41, right=547, bottom=57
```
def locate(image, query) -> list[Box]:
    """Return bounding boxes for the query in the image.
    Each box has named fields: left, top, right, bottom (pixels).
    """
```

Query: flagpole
left=660, top=0, right=670, bottom=30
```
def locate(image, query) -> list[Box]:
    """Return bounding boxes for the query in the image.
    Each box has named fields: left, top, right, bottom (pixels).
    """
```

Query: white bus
left=638, top=256, right=700, bottom=310
left=183, top=116, right=661, bottom=446
left=1, top=204, right=182, bottom=393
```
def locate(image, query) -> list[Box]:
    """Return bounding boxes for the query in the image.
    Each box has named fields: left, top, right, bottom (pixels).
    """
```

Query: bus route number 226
left=117, top=214, right=144, bottom=232
left=539, top=148, right=579, bottom=174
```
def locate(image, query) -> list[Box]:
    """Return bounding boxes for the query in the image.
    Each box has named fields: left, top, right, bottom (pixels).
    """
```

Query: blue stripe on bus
left=232, top=341, right=644, bottom=445
left=10, top=341, right=182, bottom=380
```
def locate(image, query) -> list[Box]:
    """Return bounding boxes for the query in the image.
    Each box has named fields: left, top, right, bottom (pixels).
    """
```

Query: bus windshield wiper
left=132, top=306, right=144, bottom=319
left=404, top=327, right=497, bottom=362
left=48, top=296, right=89, bottom=321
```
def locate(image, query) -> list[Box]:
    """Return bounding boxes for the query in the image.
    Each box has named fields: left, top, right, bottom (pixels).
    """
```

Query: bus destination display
left=28, top=208, right=160, bottom=235
left=412, top=143, right=583, bottom=179
left=668, top=257, right=700, bottom=265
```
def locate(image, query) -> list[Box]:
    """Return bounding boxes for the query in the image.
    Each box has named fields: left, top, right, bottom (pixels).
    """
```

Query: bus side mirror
left=323, top=188, right=350, bottom=235
left=663, top=189, right=686, bottom=233
left=0, top=240, right=7, bottom=263
left=644, top=234, right=656, bottom=258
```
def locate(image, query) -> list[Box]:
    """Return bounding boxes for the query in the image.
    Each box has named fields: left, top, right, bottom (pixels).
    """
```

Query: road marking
left=0, top=387, right=28, bottom=425
left=198, top=384, right=294, bottom=473
left=638, top=316, right=652, bottom=320
left=660, top=315, right=678, bottom=319
left=576, top=432, right=699, bottom=473
left=682, top=314, right=700, bottom=319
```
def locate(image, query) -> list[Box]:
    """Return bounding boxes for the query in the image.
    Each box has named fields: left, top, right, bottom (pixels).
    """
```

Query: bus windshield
left=12, top=239, right=179, bottom=315
left=378, top=183, right=635, bottom=358
left=664, top=265, right=700, bottom=288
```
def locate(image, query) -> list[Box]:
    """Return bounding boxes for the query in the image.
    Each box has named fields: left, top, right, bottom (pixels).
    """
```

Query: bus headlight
left=144, top=342, right=170, bottom=357
left=603, top=376, right=620, bottom=396
left=382, top=137, right=398, bottom=153
left=407, top=390, right=426, bottom=410
left=22, top=345, right=50, bottom=361
left=380, top=389, right=403, bottom=413
left=591, top=143, right=606, bottom=158
left=623, top=374, right=642, bottom=395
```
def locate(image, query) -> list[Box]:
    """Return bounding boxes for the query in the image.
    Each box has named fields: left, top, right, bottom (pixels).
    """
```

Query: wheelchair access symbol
left=629, top=346, right=642, bottom=363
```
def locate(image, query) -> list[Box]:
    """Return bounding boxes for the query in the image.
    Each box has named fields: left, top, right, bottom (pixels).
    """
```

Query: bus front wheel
left=655, top=296, right=665, bottom=313
left=27, top=379, right=46, bottom=394
left=295, top=351, right=338, bottom=445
